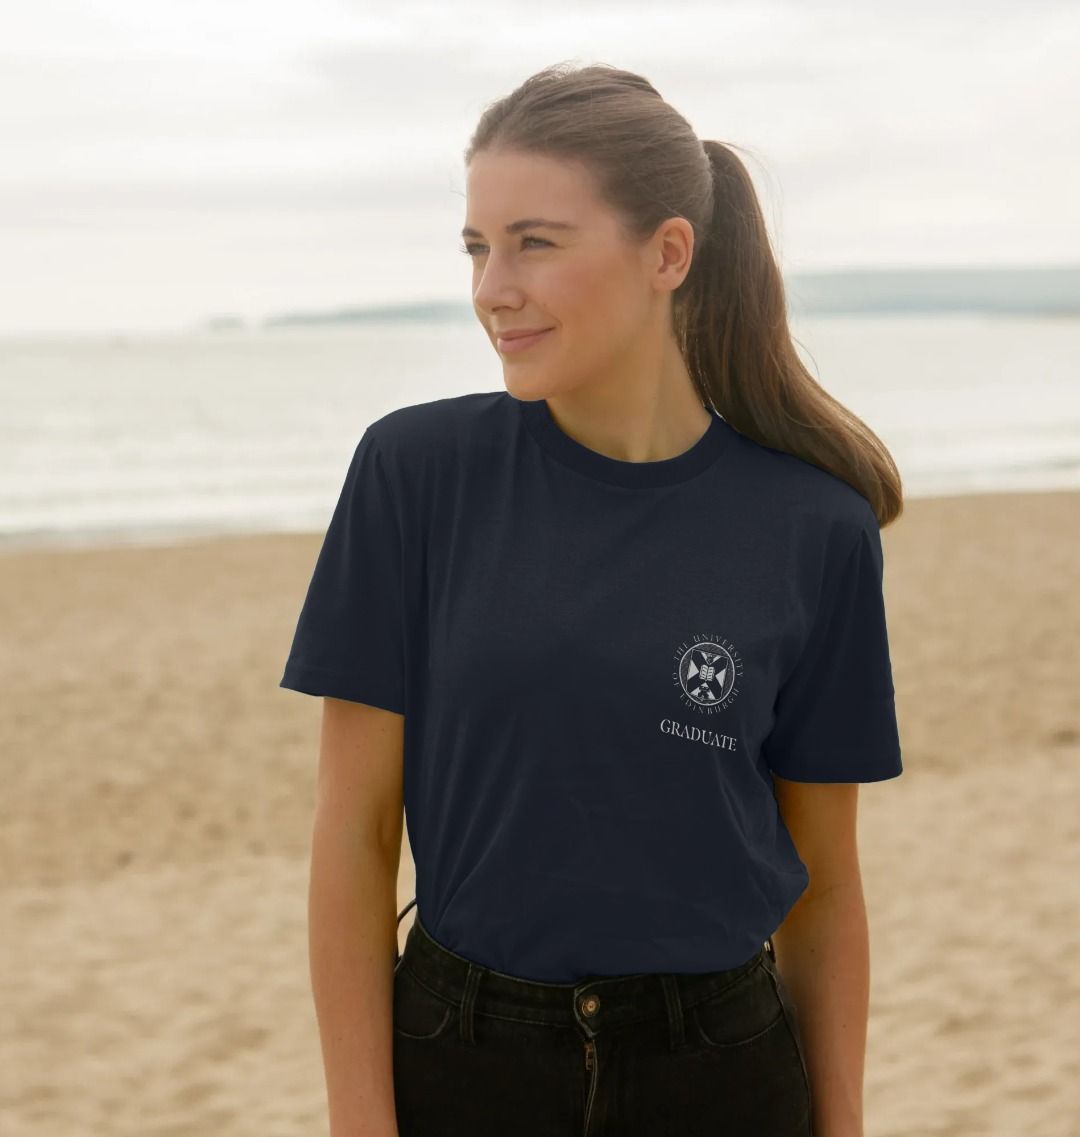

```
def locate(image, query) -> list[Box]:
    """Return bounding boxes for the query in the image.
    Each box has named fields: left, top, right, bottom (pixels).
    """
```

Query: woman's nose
left=472, top=259, right=524, bottom=310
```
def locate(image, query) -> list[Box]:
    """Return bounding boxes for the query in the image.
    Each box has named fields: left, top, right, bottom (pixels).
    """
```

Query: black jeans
left=392, top=900, right=813, bottom=1136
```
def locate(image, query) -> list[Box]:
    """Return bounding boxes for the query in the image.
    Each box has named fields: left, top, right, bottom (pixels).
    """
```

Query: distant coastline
left=2, top=308, right=1077, bottom=548
left=199, top=265, right=1080, bottom=331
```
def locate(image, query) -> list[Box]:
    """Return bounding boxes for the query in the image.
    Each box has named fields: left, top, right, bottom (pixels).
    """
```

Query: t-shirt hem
left=767, top=752, right=903, bottom=783
left=279, top=659, right=405, bottom=715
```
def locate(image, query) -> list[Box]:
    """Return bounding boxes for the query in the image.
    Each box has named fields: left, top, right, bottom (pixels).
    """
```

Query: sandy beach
left=3, top=489, right=1078, bottom=1136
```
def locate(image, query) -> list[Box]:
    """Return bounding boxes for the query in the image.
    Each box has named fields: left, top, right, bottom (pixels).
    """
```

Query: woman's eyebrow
left=460, top=218, right=579, bottom=238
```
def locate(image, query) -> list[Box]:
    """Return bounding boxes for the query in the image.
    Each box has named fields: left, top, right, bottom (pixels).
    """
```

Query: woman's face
left=462, top=148, right=657, bottom=402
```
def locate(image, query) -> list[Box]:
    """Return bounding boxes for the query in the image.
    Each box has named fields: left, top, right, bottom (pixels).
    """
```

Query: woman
left=281, top=62, right=904, bottom=1137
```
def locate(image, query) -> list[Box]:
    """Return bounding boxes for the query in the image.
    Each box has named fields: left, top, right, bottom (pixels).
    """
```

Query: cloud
left=1, top=0, right=1078, bottom=331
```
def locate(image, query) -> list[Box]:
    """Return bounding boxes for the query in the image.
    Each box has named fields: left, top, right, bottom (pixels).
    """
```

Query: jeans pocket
left=689, top=958, right=787, bottom=1050
left=393, top=963, right=455, bottom=1041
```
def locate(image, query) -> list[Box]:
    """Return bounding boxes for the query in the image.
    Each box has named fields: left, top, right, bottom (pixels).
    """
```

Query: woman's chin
left=502, top=375, right=553, bottom=401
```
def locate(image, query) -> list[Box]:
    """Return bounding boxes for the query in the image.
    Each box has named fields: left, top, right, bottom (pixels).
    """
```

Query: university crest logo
left=672, top=634, right=742, bottom=714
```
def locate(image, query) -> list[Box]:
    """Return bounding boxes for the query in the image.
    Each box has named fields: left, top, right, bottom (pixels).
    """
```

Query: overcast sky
left=3, top=1, right=1077, bottom=335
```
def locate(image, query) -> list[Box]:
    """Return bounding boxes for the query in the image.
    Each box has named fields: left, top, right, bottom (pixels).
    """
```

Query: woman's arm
left=309, top=696, right=406, bottom=1137
left=771, top=777, right=872, bottom=1137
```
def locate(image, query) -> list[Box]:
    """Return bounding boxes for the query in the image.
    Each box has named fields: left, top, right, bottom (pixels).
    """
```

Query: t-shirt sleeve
left=762, top=508, right=902, bottom=782
left=279, top=427, right=406, bottom=715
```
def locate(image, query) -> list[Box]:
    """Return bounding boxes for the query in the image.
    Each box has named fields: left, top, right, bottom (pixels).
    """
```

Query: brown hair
left=464, top=62, right=904, bottom=526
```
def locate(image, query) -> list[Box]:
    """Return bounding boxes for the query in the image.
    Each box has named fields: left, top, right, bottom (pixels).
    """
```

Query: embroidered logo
left=672, top=634, right=742, bottom=714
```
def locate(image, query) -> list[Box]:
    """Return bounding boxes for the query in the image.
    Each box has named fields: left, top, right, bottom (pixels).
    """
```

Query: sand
left=2, top=490, right=1078, bottom=1136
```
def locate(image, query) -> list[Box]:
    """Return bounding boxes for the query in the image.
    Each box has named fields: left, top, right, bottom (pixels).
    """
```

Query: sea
left=1, top=313, right=1078, bottom=553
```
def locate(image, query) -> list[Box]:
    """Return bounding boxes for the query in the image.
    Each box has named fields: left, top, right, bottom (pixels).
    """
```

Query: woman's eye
left=459, top=236, right=551, bottom=257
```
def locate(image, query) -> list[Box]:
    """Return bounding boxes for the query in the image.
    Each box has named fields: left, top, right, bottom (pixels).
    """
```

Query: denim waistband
left=394, top=900, right=773, bottom=1037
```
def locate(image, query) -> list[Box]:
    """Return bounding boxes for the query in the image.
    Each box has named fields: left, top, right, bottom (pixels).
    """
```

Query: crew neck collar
left=516, top=394, right=727, bottom=488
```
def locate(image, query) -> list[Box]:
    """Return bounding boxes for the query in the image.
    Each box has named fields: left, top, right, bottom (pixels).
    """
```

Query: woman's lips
left=497, top=328, right=553, bottom=354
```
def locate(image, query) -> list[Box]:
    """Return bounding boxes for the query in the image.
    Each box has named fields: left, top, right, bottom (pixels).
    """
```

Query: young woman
left=282, top=62, right=904, bottom=1137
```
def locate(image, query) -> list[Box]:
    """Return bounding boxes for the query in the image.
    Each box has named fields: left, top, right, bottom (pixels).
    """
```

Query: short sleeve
left=279, top=427, right=406, bottom=715
left=762, top=511, right=902, bottom=782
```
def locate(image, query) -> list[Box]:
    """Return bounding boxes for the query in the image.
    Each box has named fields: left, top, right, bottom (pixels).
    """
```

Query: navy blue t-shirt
left=280, top=391, right=902, bottom=981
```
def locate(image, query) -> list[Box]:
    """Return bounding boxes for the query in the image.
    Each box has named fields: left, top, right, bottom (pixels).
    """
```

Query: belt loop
left=660, top=975, right=687, bottom=1051
left=459, top=962, right=482, bottom=1044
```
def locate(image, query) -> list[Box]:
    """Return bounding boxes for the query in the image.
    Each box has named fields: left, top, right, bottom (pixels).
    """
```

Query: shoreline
left=2, top=482, right=1077, bottom=559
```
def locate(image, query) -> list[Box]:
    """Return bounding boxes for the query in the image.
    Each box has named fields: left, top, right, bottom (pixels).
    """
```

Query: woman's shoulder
left=363, top=390, right=507, bottom=452
left=722, top=419, right=878, bottom=543
left=355, top=390, right=510, bottom=498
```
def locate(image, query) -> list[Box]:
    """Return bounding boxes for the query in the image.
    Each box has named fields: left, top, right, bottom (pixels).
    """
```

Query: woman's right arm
left=308, top=695, right=406, bottom=1137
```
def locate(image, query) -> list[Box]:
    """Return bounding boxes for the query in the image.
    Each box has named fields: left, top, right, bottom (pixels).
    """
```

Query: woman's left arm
left=771, top=776, right=873, bottom=1137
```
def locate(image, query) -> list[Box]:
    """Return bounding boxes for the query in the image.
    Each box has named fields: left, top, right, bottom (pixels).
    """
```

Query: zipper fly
left=583, top=1039, right=598, bottom=1130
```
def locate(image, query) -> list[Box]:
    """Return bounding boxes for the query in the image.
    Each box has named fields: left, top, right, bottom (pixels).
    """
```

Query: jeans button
left=580, top=994, right=600, bottom=1016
